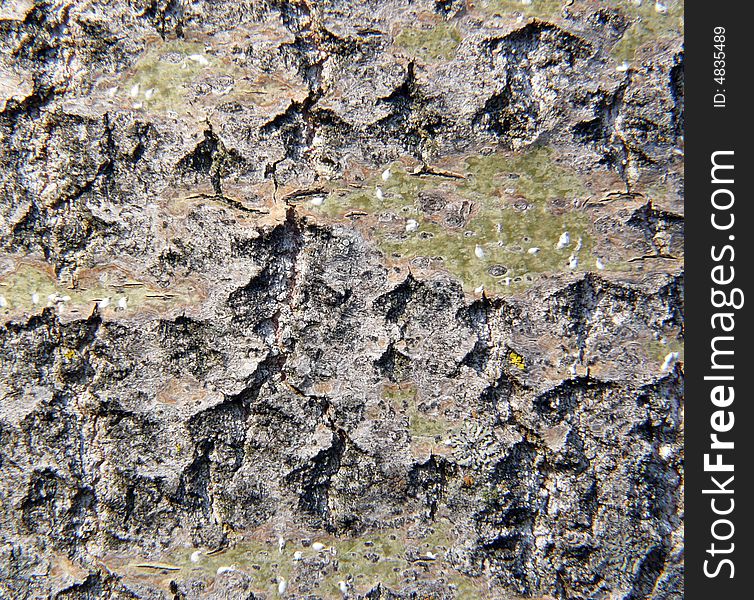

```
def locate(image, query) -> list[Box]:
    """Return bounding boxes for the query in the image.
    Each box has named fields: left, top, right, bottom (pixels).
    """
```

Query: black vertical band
left=685, top=1, right=752, bottom=596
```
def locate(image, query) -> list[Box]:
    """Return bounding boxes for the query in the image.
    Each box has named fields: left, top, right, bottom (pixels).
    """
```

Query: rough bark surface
left=0, top=1, right=683, bottom=599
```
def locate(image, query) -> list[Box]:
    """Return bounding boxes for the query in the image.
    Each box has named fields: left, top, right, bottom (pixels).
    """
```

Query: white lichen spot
left=278, top=536, right=286, bottom=553
left=654, top=1, right=668, bottom=14
left=216, top=565, right=236, bottom=575
left=405, top=219, right=419, bottom=232
left=188, top=54, right=210, bottom=66
left=474, top=284, right=484, bottom=294
left=310, top=196, right=324, bottom=206
left=569, top=255, right=579, bottom=270
left=574, top=237, right=583, bottom=252
left=277, top=576, right=288, bottom=595
left=661, top=351, right=680, bottom=372
left=31, top=292, right=39, bottom=305
left=293, top=550, right=303, bottom=561
left=98, top=298, right=111, bottom=309
left=569, top=362, right=578, bottom=377
left=312, top=542, right=326, bottom=552
left=107, top=86, right=118, bottom=98
left=659, top=445, right=673, bottom=460
left=212, top=85, right=233, bottom=96
left=118, top=297, right=128, bottom=310
left=474, top=245, right=485, bottom=259
left=0, top=296, right=6, bottom=308
left=129, top=83, right=140, bottom=98
left=616, top=61, right=630, bottom=72
left=144, top=87, right=157, bottom=100
left=190, top=550, right=202, bottom=563
left=338, top=580, right=349, bottom=596
left=375, top=187, right=384, bottom=201
left=528, top=247, right=540, bottom=255
left=381, top=168, right=391, bottom=181
left=425, top=551, right=437, bottom=559
left=556, top=231, right=570, bottom=250
left=133, top=101, right=143, bottom=109
left=596, top=257, right=605, bottom=270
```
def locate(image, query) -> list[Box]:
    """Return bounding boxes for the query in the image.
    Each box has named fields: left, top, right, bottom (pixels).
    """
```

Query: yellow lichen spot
left=62, top=348, right=77, bottom=361
left=508, top=349, right=526, bottom=370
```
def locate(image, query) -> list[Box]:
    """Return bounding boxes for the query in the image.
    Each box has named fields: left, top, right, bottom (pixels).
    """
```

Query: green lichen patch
left=480, top=0, right=564, bottom=21
left=610, top=0, right=684, bottom=62
left=133, top=520, right=488, bottom=599
left=476, top=1, right=682, bottom=64
left=0, top=260, right=203, bottom=319
left=312, top=147, right=599, bottom=295
left=119, top=37, right=306, bottom=114
left=380, top=382, right=456, bottom=441
left=124, top=40, right=208, bottom=111
left=460, top=147, right=585, bottom=201
left=643, top=335, right=683, bottom=367
left=410, top=405, right=451, bottom=439
left=381, top=382, right=418, bottom=406
left=169, top=538, right=294, bottom=597
left=394, top=21, right=463, bottom=61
